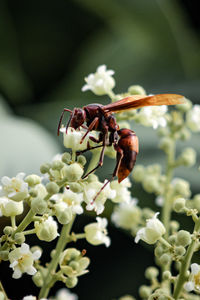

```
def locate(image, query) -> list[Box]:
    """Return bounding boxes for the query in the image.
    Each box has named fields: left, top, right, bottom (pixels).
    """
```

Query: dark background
left=0, top=0, right=200, bottom=299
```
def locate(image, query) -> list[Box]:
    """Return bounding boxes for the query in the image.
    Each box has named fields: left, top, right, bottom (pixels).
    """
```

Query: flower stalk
left=173, top=217, right=200, bottom=299
left=38, top=216, right=75, bottom=299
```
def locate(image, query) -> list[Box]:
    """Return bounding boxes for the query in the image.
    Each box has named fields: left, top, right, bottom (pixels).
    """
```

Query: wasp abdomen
left=116, top=129, right=139, bottom=183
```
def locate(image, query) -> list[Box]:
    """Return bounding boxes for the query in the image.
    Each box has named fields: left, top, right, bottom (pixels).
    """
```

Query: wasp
left=58, top=94, right=184, bottom=199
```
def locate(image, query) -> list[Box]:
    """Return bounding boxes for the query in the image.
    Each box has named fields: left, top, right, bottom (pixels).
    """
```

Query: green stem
left=10, top=216, right=16, bottom=228
left=23, top=229, right=36, bottom=235
left=0, top=209, right=35, bottom=251
left=0, top=280, right=8, bottom=300
left=85, top=150, right=100, bottom=175
left=173, top=218, right=200, bottom=299
left=38, top=216, right=75, bottom=299
left=14, top=209, right=35, bottom=234
left=159, top=237, right=172, bottom=249
left=160, top=139, right=175, bottom=293
left=74, top=233, right=86, bottom=240
left=107, top=90, right=116, bottom=101
left=162, top=141, right=175, bottom=237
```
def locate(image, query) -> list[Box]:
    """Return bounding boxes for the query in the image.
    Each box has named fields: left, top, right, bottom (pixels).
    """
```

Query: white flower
left=23, top=297, right=47, bottom=300
left=54, top=288, right=78, bottom=300
left=0, top=196, right=23, bottom=217
left=155, top=196, right=164, bottom=207
left=135, top=212, right=166, bottom=244
left=1, top=172, right=28, bottom=201
left=111, top=199, right=141, bottom=231
left=82, top=65, right=115, bottom=96
left=172, top=178, right=191, bottom=198
left=52, top=190, right=83, bottom=215
left=22, top=296, right=37, bottom=300
left=9, top=243, right=41, bottom=279
left=138, top=105, right=168, bottom=129
left=60, top=127, right=95, bottom=152
left=184, top=263, right=200, bottom=292
left=186, top=105, right=200, bottom=132
left=35, top=216, right=59, bottom=242
left=110, top=178, right=131, bottom=203
left=83, top=181, right=116, bottom=215
left=84, top=217, right=111, bottom=247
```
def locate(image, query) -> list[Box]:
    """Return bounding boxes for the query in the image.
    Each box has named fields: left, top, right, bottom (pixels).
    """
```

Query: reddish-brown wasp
left=58, top=94, right=184, bottom=198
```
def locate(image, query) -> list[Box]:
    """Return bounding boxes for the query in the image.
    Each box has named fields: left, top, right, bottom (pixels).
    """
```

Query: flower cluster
left=1, top=65, right=200, bottom=300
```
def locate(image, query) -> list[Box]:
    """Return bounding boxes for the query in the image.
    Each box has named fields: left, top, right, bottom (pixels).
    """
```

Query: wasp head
left=70, top=108, right=86, bottom=129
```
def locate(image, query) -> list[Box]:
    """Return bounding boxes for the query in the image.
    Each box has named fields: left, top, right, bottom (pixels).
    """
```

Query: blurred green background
left=0, top=0, right=200, bottom=299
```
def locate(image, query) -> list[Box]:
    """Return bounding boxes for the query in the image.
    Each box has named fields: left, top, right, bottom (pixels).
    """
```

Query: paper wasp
left=58, top=94, right=184, bottom=199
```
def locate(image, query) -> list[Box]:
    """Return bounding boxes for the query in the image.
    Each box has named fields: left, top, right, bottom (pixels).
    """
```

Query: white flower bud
left=111, top=199, right=141, bottom=231
left=175, top=246, right=186, bottom=257
left=54, top=289, right=78, bottom=300
left=163, top=271, right=171, bottom=280
left=25, top=175, right=41, bottom=187
left=132, top=165, right=145, bottom=182
left=172, top=178, right=191, bottom=198
left=46, top=182, right=60, bottom=195
left=137, top=106, right=168, bottom=129
left=145, top=267, right=159, bottom=279
left=178, top=147, right=196, bottom=167
left=160, top=253, right=171, bottom=265
left=31, top=198, right=47, bottom=215
left=14, top=232, right=25, bottom=245
left=193, top=194, right=200, bottom=212
left=3, top=226, right=14, bottom=235
left=62, top=152, right=71, bottom=164
left=32, top=271, right=43, bottom=287
left=22, top=296, right=37, bottom=300
left=65, top=276, right=78, bottom=288
left=135, top=213, right=166, bottom=245
left=82, top=65, right=115, bottom=96
left=142, top=176, right=160, bottom=194
left=77, top=155, right=87, bottom=166
left=0, top=197, right=23, bottom=217
left=159, top=137, right=173, bottom=153
left=0, top=250, right=9, bottom=261
left=40, top=163, right=51, bottom=174
left=173, top=198, right=186, bottom=212
left=35, top=216, right=59, bottom=242
left=51, top=160, right=64, bottom=170
left=61, top=163, right=84, bottom=182
left=139, top=285, right=152, bottom=298
left=84, top=217, right=110, bottom=247
left=186, top=105, right=200, bottom=132
left=176, top=230, right=191, bottom=247
left=177, top=99, right=192, bottom=112
left=128, top=85, right=146, bottom=95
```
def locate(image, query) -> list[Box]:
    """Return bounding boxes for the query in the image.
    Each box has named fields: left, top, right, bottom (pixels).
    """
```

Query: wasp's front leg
left=82, top=127, right=108, bottom=179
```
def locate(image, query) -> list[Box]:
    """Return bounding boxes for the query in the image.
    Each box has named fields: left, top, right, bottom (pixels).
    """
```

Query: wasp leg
left=57, top=108, right=72, bottom=136
left=82, top=128, right=108, bottom=179
left=80, top=117, right=99, bottom=144
left=76, top=133, right=103, bottom=156
left=93, top=145, right=124, bottom=201
left=76, top=144, right=103, bottom=156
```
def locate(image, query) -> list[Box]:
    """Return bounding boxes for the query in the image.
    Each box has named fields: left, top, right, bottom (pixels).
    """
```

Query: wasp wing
left=103, top=94, right=185, bottom=114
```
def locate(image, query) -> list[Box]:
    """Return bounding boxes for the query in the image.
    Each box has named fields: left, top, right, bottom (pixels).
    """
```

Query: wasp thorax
left=71, top=108, right=86, bottom=129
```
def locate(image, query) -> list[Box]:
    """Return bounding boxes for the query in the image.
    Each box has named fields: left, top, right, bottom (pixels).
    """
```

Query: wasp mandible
left=58, top=94, right=184, bottom=198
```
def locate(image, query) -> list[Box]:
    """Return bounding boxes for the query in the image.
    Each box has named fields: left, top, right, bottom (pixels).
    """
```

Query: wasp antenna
left=57, top=108, right=72, bottom=136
